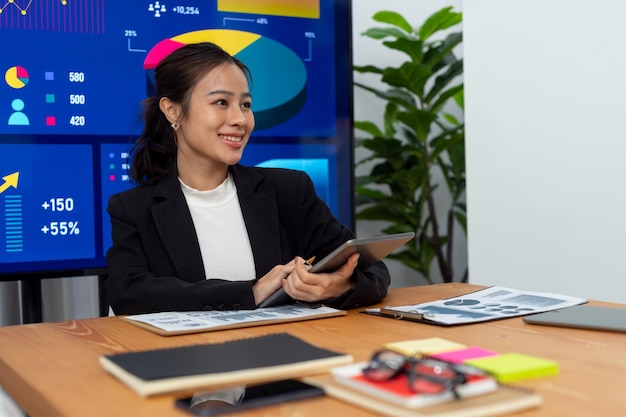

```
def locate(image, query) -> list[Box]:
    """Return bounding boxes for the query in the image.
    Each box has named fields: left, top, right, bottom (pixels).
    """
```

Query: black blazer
left=104, top=164, right=390, bottom=314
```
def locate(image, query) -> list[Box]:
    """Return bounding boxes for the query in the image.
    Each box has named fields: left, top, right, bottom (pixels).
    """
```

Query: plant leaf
left=353, top=65, right=384, bottom=75
left=426, top=60, right=464, bottom=106
left=429, top=83, right=464, bottom=114
left=418, top=7, right=462, bottom=41
left=354, top=120, right=384, bottom=137
left=362, top=27, right=410, bottom=40
left=397, top=108, right=436, bottom=141
left=372, top=10, right=414, bottom=33
left=382, top=62, right=432, bottom=97
left=382, top=38, right=424, bottom=64
left=423, top=32, right=462, bottom=71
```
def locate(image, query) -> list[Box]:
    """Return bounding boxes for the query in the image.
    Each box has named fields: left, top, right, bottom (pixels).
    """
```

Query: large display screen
left=0, top=0, right=353, bottom=278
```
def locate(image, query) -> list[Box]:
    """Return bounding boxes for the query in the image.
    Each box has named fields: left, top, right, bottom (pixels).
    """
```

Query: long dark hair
left=129, top=42, right=251, bottom=185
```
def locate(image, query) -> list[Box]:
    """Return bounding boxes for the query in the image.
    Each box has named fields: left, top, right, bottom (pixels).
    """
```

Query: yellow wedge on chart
left=217, top=0, right=320, bottom=19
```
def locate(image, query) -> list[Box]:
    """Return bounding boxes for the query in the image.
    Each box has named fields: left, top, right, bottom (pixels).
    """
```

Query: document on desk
left=367, top=286, right=587, bottom=326
left=122, top=305, right=346, bottom=336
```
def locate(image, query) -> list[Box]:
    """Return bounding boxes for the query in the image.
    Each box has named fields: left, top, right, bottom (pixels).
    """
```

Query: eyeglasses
left=362, top=350, right=477, bottom=398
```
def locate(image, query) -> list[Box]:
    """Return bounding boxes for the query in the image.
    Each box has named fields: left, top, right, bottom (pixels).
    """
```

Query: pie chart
left=5, top=66, right=29, bottom=89
left=144, top=29, right=307, bottom=130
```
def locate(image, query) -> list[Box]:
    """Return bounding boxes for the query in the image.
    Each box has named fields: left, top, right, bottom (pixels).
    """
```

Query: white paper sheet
left=368, top=286, right=587, bottom=325
left=124, top=305, right=343, bottom=332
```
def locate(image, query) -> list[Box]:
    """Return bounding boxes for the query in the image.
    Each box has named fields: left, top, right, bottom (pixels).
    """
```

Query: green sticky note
left=465, top=353, right=559, bottom=383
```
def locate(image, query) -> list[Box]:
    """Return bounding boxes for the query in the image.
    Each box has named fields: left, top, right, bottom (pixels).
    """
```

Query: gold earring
left=171, top=121, right=180, bottom=130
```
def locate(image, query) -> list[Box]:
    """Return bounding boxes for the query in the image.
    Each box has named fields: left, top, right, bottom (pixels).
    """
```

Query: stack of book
left=331, top=361, right=499, bottom=408
left=302, top=336, right=547, bottom=417
left=307, top=361, right=542, bottom=417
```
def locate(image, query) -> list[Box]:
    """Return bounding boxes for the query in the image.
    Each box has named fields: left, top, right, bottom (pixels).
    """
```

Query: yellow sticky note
left=385, top=338, right=466, bottom=356
left=465, top=353, right=559, bottom=383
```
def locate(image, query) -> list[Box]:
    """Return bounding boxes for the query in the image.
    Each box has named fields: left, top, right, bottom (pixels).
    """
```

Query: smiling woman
left=160, top=61, right=255, bottom=190
left=103, top=41, right=391, bottom=316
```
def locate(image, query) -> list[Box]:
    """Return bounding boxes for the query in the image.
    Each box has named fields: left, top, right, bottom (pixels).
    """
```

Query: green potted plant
left=354, top=6, right=466, bottom=283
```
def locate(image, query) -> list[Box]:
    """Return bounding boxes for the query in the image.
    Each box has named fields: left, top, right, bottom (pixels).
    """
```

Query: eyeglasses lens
left=364, top=350, right=466, bottom=395
left=408, top=361, right=459, bottom=394
left=363, top=350, right=406, bottom=381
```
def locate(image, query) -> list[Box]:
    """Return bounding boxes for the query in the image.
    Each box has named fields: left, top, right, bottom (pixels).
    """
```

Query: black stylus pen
left=379, top=307, right=432, bottom=321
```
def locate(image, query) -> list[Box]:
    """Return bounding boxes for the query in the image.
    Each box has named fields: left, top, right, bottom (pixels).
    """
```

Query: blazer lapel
left=151, top=170, right=205, bottom=282
left=232, top=165, right=283, bottom=276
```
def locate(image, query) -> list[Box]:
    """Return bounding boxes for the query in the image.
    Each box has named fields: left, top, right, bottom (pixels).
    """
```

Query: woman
left=104, top=42, right=390, bottom=315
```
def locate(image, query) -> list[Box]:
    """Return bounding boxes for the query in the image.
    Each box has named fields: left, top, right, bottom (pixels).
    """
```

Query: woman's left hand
left=282, top=253, right=359, bottom=302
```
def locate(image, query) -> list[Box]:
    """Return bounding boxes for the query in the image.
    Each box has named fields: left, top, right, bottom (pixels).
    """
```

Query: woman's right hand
left=252, top=259, right=296, bottom=306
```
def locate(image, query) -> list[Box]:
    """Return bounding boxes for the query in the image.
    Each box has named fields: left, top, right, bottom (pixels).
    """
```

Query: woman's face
left=176, top=62, right=254, bottom=172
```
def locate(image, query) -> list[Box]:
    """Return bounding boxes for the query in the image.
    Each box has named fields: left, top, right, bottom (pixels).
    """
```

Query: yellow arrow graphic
left=0, top=172, right=19, bottom=194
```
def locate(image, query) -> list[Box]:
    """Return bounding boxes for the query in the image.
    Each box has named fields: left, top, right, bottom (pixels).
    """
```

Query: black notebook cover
left=100, top=332, right=352, bottom=397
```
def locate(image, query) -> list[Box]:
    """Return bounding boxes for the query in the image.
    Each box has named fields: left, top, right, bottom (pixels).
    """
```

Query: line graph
left=0, top=0, right=105, bottom=33
left=0, top=0, right=66, bottom=16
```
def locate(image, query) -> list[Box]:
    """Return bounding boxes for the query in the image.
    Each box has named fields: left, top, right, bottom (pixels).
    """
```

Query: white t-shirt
left=179, top=174, right=256, bottom=281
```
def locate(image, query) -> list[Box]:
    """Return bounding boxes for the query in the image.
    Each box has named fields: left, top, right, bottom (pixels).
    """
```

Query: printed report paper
left=368, top=286, right=587, bottom=325
left=123, top=305, right=345, bottom=334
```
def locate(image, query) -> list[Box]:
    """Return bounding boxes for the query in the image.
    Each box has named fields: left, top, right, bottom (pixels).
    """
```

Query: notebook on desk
left=100, top=332, right=352, bottom=397
left=523, top=305, right=626, bottom=333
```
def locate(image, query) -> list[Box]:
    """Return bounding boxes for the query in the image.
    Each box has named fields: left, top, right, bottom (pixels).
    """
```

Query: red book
left=331, top=362, right=497, bottom=409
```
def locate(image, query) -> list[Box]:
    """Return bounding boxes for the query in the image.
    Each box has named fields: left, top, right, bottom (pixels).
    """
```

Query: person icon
left=8, top=99, right=29, bottom=126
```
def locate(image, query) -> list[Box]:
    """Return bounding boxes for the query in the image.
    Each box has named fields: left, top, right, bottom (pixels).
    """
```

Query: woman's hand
left=282, top=253, right=359, bottom=302
left=252, top=259, right=296, bottom=305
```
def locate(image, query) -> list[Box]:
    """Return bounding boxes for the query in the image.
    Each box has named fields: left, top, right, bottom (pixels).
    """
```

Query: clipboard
left=362, top=285, right=587, bottom=327
left=377, top=307, right=438, bottom=323
left=361, top=306, right=454, bottom=326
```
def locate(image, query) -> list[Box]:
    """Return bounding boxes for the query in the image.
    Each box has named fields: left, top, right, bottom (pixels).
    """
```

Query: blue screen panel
left=0, top=0, right=353, bottom=277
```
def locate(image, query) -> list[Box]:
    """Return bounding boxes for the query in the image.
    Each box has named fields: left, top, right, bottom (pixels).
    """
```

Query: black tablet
left=258, top=232, right=415, bottom=308
left=523, top=305, right=626, bottom=333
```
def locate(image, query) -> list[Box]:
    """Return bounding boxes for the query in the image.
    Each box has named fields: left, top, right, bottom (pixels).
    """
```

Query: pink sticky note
left=430, top=346, right=498, bottom=364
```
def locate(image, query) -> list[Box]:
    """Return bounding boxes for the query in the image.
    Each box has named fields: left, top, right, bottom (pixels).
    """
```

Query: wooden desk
left=0, top=283, right=624, bottom=417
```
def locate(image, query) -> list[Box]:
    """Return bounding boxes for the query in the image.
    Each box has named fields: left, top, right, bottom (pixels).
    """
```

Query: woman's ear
left=159, top=97, right=181, bottom=125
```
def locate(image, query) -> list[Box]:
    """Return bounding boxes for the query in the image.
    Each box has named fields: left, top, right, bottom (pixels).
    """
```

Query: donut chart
left=5, top=66, right=29, bottom=89
left=144, top=29, right=307, bottom=130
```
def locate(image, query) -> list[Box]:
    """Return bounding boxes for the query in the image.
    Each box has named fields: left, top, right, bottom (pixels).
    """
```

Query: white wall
left=464, top=0, right=626, bottom=303
left=352, top=0, right=465, bottom=288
